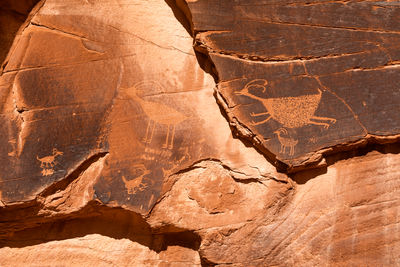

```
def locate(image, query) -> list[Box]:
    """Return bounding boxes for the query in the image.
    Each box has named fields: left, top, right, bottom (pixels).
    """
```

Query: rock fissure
left=40, top=151, right=109, bottom=198
left=239, top=18, right=400, bottom=34
left=196, top=39, right=375, bottom=64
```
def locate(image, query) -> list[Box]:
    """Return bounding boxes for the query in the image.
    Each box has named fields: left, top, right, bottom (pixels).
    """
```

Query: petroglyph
left=144, top=147, right=173, bottom=158
left=309, top=137, right=317, bottom=144
left=41, top=168, right=54, bottom=176
left=37, top=148, right=63, bottom=176
left=274, top=128, right=298, bottom=156
left=124, top=81, right=188, bottom=149
left=121, top=164, right=150, bottom=195
left=37, top=148, right=63, bottom=168
left=236, top=79, right=336, bottom=129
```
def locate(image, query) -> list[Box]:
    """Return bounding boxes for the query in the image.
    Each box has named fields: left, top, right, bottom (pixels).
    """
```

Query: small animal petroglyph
left=37, top=148, right=63, bottom=168
left=37, top=148, right=63, bottom=176
left=121, top=164, right=151, bottom=195
left=41, top=168, right=54, bottom=176
left=274, top=128, right=298, bottom=156
left=236, top=79, right=336, bottom=129
left=124, top=81, right=188, bottom=149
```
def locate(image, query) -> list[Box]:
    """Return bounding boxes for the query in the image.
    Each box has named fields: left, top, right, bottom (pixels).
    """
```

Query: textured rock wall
left=0, top=0, right=399, bottom=266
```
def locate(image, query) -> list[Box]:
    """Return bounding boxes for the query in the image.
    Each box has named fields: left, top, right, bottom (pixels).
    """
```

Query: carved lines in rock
left=36, top=148, right=63, bottom=176
left=125, top=81, right=188, bottom=150
left=235, top=79, right=336, bottom=156
left=236, top=79, right=336, bottom=129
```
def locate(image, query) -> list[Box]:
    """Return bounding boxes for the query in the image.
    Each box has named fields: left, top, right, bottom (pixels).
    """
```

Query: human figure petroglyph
left=124, top=81, right=188, bottom=149
left=274, top=128, right=298, bottom=156
left=121, top=164, right=151, bottom=194
left=235, top=79, right=336, bottom=129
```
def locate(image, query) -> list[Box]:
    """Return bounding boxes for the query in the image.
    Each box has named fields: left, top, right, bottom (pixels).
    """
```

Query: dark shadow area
left=0, top=201, right=202, bottom=254
left=195, top=50, right=219, bottom=81
left=200, top=255, right=217, bottom=267
left=291, top=141, right=400, bottom=185
left=0, top=202, right=152, bottom=248
left=164, top=0, right=219, bottom=81
left=0, top=0, right=42, bottom=68
left=325, top=141, right=400, bottom=166
left=0, top=200, right=44, bottom=237
left=289, top=166, right=328, bottom=185
left=153, top=231, right=201, bottom=252
left=164, top=0, right=193, bottom=37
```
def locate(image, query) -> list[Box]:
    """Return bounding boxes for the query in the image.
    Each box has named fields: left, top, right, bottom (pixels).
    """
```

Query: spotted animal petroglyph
left=274, top=128, right=298, bottom=156
left=37, top=148, right=63, bottom=176
left=121, top=164, right=151, bottom=195
left=236, top=79, right=336, bottom=129
left=124, top=81, right=188, bottom=149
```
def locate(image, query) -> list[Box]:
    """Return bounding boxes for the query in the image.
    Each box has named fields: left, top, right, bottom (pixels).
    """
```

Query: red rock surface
left=185, top=0, right=400, bottom=170
left=0, top=0, right=399, bottom=266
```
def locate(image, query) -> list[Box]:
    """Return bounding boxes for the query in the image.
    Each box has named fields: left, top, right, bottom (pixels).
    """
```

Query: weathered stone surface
left=184, top=0, right=400, bottom=171
left=0, top=0, right=400, bottom=266
left=0, top=235, right=200, bottom=267
left=150, top=147, right=400, bottom=266
left=0, top=0, right=275, bottom=211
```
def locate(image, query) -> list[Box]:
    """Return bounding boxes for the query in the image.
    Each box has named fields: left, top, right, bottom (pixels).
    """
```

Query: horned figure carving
left=124, top=81, right=188, bottom=149
left=274, top=128, right=298, bottom=156
left=235, top=79, right=336, bottom=129
left=36, top=148, right=63, bottom=168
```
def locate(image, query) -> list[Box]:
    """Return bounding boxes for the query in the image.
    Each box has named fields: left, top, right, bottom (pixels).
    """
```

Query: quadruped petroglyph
left=36, top=148, right=63, bottom=176
left=125, top=81, right=188, bottom=150
left=274, top=128, right=298, bottom=156
left=236, top=79, right=336, bottom=129
left=235, top=79, right=337, bottom=156
left=121, top=164, right=151, bottom=195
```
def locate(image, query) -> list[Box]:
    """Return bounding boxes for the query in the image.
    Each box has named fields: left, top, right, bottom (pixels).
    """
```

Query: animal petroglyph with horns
left=274, top=128, right=298, bottom=156
left=124, top=81, right=188, bottom=150
left=236, top=79, right=336, bottom=129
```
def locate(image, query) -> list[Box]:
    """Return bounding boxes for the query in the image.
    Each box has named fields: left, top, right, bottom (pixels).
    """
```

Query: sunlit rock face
left=0, top=0, right=399, bottom=266
left=186, top=0, right=400, bottom=171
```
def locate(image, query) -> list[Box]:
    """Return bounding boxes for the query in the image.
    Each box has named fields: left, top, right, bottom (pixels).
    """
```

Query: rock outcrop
left=184, top=0, right=400, bottom=171
left=0, top=0, right=399, bottom=266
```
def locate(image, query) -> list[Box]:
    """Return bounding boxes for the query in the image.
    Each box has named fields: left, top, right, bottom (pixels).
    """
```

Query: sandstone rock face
left=186, top=0, right=400, bottom=171
left=0, top=0, right=399, bottom=266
